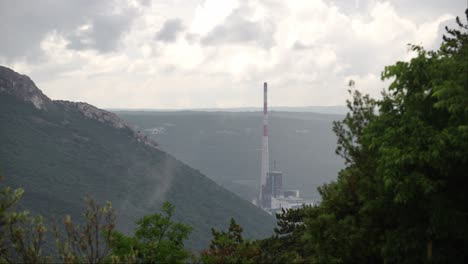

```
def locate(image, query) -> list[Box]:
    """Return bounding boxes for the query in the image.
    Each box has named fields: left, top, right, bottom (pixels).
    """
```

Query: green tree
left=201, top=218, right=261, bottom=264
left=1, top=176, right=118, bottom=263
left=1, top=176, right=191, bottom=263
left=0, top=177, right=51, bottom=263
left=110, top=201, right=192, bottom=263
left=53, top=197, right=116, bottom=264
left=375, top=11, right=468, bottom=261
left=260, top=207, right=310, bottom=263
left=302, top=9, right=468, bottom=263
left=303, top=89, right=381, bottom=263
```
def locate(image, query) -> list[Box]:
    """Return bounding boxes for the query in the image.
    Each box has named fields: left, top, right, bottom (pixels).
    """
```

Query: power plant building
left=256, top=82, right=314, bottom=213
left=261, top=170, right=283, bottom=208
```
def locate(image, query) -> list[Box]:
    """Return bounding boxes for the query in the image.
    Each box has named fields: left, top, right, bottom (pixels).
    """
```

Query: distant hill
left=115, top=110, right=345, bottom=202
left=0, top=66, right=275, bottom=251
left=108, top=105, right=348, bottom=115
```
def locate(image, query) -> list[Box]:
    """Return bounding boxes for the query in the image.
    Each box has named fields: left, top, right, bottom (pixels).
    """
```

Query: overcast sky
left=1, top=0, right=466, bottom=109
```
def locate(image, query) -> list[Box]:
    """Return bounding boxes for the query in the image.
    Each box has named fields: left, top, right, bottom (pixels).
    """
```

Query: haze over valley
left=116, top=110, right=344, bottom=202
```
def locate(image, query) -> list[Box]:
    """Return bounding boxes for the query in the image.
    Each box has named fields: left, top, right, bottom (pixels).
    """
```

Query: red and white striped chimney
left=260, top=82, right=269, bottom=208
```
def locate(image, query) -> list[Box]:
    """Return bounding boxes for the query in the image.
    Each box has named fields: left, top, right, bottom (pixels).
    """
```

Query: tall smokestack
left=260, top=82, right=269, bottom=208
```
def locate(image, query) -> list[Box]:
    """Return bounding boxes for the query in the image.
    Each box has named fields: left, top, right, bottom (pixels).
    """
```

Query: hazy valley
left=115, top=110, right=344, bottom=202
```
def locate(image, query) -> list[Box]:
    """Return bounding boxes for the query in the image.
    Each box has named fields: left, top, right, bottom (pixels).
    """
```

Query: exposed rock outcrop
left=55, top=101, right=130, bottom=129
left=0, top=65, right=158, bottom=149
left=55, top=100, right=159, bottom=149
left=0, top=66, right=51, bottom=110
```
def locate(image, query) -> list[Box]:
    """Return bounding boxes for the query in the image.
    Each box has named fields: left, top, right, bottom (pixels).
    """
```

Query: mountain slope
left=0, top=66, right=274, bottom=250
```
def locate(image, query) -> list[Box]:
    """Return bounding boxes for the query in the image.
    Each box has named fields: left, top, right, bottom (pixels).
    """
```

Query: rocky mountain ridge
left=0, top=65, right=157, bottom=149
left=0, top=66, right=51, bottom=110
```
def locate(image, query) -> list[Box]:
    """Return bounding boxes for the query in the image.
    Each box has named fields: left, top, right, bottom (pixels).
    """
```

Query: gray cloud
left=155, top=18, right=185, bottom=43
left=138, top=0, right=152, bottom=7
left=67, top=9, right=138, bottom=52
left=330, top=0, right=466, bottom=23
left=387, top=0, right=465, bottom=23
left=201, top=5, right=275, bottom=48
left=1, top=0, right=465, bottom=108
left=185, top=33, right=200, bottom=44
left=293, top=41, right=320, bottom=50
left=0, top=0, right=139, bottom=61
left=431, top=17, right=462, bottom=50
left=293, top=42, right=309, bottom=50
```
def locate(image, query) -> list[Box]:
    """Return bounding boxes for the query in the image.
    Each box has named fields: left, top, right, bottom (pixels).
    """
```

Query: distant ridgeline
left=0, top=65, right=275, bottom=250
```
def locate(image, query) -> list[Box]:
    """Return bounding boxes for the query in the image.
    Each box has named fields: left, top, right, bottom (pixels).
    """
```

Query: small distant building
left=260, top=169, right=314, bottom=214
left=260, top=170, right=283, bottom=208
left=268, top=171, right=283, bottom=198
left=282, top=189, right=299, bottom=198
left=271, top=189, right=314, bottom=211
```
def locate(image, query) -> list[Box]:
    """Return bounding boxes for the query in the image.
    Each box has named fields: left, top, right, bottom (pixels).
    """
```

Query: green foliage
left=1, top=178, right=192, bottom=263
left=0, top=188, right=192, bottom=263
left=259, top=207, right=309, bottom=263
left=0, top=178, right=24, bottom=260
left=300, top=10, right=468, bottom=263
left=302, top=90, right=382, bottom=263
left=111, top=202, right=192, bottom=263
left=0, top=177, right=51, bottom=263
left=1, top=177, right=117, bottom=263
left=0, top=182, right=189, bottom=264
left=201, top=218, right=261, bottom=264
left=53, top=198, right=116, bottom=264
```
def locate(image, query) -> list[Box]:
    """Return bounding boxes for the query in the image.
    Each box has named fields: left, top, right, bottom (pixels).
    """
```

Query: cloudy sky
left=1, top=0, right=466, bottom=109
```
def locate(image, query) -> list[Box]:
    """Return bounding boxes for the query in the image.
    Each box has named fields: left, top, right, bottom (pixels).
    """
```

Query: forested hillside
left=0, top=66, right=275, bottom=251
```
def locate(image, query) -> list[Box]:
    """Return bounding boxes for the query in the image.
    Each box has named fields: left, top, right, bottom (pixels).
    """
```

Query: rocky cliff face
left=0, top=65, right=158, bottom=149
left=55, top=100, right=159, bottom=149
left=0, top=66, right=51, bottom=110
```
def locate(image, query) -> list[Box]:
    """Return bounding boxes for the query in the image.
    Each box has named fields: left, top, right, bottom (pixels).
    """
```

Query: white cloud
left=190, top=0, right=239, bottom=35
left=1, top=0, right=463, bottom=109
left=344, top=73, right=385, bottom=99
